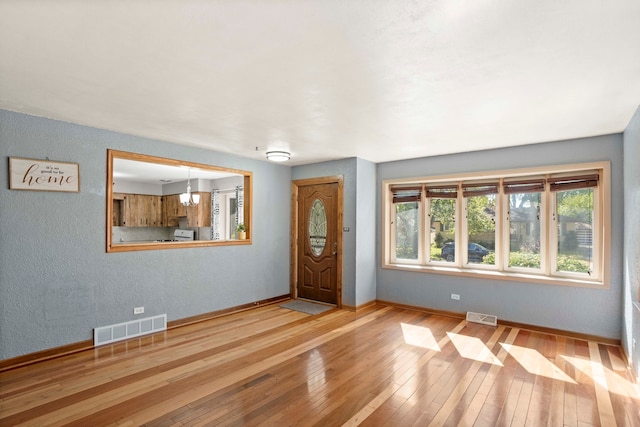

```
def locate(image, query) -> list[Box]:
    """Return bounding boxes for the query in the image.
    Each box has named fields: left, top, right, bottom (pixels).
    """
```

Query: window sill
left=382, top=263, right=607, bottom=289
left=107, top=239, right=252, bottom=253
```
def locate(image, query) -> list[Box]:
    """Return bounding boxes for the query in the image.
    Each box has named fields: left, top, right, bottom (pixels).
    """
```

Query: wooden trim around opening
left=291, top=176, right=344, bottom=308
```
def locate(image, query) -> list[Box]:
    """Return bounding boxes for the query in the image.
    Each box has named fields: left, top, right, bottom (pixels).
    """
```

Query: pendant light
left=180, top=168, right=200, bottom=206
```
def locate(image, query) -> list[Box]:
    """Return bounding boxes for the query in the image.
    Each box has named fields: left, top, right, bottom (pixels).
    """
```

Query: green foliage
left=430, top=198, right=455, bottom=228
left=430, top=245, right=442, bottom=260
left=507, top=252, right=541, bottom=268
left=483, top=252, right=589, bottom=273
left=556, top=255, right=590, bottom=273
left=466, top=195, right=496, bottom=236
left=395, top=202, right=416, bottom=213
left=434, top=232, right=444, bottom=248
left=236, top=223, right=246, bottom=232
left=482, top=253, right=496, bottom=265
left=557, top=189, right=593, bottom=222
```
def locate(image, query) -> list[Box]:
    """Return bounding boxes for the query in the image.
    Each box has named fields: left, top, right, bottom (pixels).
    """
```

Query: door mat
left=279, top=300, right=334, bottom=315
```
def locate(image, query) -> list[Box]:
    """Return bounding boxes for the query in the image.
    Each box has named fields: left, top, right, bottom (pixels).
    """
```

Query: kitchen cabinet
left=127, top=194, right=162, bottom=227
left=113, top=193, right=162, bottom=227
left=113, top=192, right=209, bottom=228
left=162, top=192, right=210, bottom=227
left=162, top=194, right=186, bottom=227
left=186, top=192, right=211, bottom=227
left=113, top=193, right=125, bottom=226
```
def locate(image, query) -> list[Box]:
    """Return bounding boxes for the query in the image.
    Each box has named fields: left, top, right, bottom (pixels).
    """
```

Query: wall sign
left=9, top=157, right=80, bottom=192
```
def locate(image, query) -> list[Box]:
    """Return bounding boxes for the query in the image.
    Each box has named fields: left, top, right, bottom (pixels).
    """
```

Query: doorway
left=291, top=176, right=343, bottom=307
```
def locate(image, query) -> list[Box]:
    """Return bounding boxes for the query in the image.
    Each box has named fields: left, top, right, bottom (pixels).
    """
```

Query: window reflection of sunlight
left=447, top=333, right=503, bottom=366
left=501, top=344, right=576, bottom=383
left=562, top=354, right=640, bottom=398
left=401, top=323, right=441, bottom=351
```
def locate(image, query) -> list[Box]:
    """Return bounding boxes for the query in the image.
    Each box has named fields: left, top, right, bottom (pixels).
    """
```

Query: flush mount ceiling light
left=179, top=168, right=200, bottom=207
left=266, top=151, right=290, bottom=162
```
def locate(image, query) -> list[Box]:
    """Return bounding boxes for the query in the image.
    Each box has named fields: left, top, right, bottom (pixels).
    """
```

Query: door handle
left=332, top=242, right=337, bottom=256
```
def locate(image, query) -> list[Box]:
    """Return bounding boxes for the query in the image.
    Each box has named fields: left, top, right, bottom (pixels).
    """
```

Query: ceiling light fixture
left=266, top=151, right=290, bottom=162
left=180, top=168, right=200, bottom=206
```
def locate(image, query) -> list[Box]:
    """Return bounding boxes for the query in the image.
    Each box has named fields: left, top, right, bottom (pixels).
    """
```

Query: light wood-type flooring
left=1, top=303, right=639, bottom=426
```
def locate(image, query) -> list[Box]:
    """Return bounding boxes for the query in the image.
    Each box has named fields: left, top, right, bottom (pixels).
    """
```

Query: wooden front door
left=295, top=179, right=341, bottom=305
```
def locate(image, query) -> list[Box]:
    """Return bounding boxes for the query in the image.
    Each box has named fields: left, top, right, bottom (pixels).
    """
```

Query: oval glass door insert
left=309, top=199, right=327, bottom=256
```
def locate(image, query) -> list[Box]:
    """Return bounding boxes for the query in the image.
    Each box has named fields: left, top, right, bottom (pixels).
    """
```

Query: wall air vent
left=94, top=314, right=167, bottom=346
left=466, top=311, right=498, bottom=327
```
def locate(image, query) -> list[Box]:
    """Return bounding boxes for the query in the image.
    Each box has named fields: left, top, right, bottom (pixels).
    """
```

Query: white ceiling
left=1, top=1, right=639, bottom=166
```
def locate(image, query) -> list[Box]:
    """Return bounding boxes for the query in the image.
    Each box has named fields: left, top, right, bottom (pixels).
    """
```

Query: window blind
left=503, top=179, right=546, bottom=194
left=548, top=174, right=599, bottom=192
left=462, top=183, right=499, bottom=197
left=390, top=185, right=422, bottom=203
left=425, top=184, right=458, bottom=199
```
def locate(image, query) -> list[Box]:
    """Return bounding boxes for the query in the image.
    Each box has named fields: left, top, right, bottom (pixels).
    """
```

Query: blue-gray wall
left=0, top=110, right=292, bottom=360
left=376, top=134, right=624, bottom=339
left=623, top=105, right=640, bottom=378
left=355, top=158, right=377, bottom=306
left=2, top=106, right=634, bottom=361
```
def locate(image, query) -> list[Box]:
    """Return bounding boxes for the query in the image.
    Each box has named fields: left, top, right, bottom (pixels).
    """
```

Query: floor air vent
left=466, top=311, right=498, bottom=327
left=94, top=314, right=167, bottom=346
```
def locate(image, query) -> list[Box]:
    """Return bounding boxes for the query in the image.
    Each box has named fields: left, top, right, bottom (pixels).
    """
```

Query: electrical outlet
left=134, top=307, right=144, bottom=315
left=451, top=293, right=461, bottom=301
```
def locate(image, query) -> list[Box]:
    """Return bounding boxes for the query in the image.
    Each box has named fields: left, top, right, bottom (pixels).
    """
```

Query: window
left=504, top=178, right=544, bottom=272
left=549, top=174, right=599, bottom=278
left=211, top=186, right=244, bottom=241
left=383, top=162, right=609, bottom=287
left=463, top=183, right=497, bottom=266
left=426, top=184, right=457, bottom=263
left=107, top=149, right=253, bottom=252
left=224, top=192, right=238, bottom=239
left=391, top=186, right=421, bottom=262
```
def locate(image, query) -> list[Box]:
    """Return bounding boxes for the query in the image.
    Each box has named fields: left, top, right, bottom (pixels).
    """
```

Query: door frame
left=291, top=176, right=343, bottom=308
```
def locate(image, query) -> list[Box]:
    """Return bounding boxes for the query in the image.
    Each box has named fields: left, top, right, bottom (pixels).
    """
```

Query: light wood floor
left=1, top=303, right=639, bottom=426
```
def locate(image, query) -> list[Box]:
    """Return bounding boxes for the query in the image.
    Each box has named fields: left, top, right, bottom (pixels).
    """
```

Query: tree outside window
left=555, top=188, right=593, bottom=274
left=394, top=202, right=419, bottom=260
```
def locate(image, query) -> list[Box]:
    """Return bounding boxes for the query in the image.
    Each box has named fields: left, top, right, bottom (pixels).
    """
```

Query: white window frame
left=425, top=194, right=460, bottom=265
left=391, top=200, right=423, bottom=264
left=220, top=191, right=238, bottom=240
left=548, top=180, right=601, bottom=280
left=382, top=161, right=610, bottom=289
left=462, top=186, right=499, bottom=271
left=502, top=188, right=547, bottom=275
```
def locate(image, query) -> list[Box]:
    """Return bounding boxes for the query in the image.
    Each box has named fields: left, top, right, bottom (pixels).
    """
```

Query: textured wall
left=376, top=135, right=624, bottom=339
left=355, top=158, right=377, bottom=306
left=623, top=105, right=640, bottom=377
left=0, top=110, right=292, bottom=360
